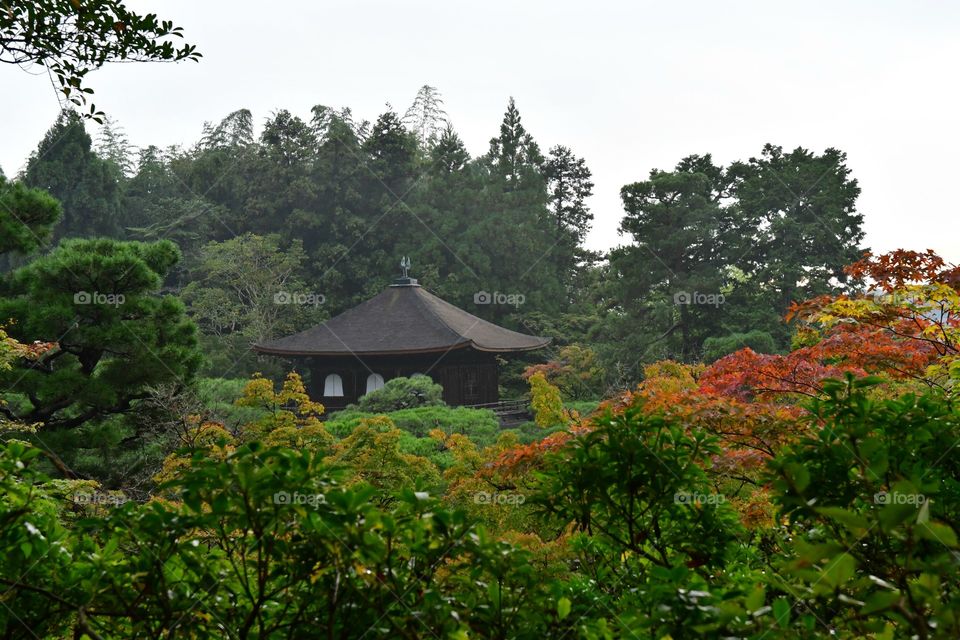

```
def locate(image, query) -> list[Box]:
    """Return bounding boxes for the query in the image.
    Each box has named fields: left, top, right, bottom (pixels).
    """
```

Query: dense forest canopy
left=8, top=87, right=866, bottom=384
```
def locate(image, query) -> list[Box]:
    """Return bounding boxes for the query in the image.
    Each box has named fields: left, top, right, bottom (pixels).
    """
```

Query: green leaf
left=772, top=597, right=791, bottom=626
left=859, top=437, right=889, bottom=479
left=878, top=503, right=918, bottom=530
left=821, top=553, right=857, bottom=588
left=557, top=596, right=572, bottom=620
left=746, top=586, right=766, bottom=612
left=862, top=591, right=900, bottom=615
left=785, top=462, right=810, bottom=493
left=487, top=582, right=501, bottom=611
left=816, top=506, right=870, bottom=532
left=916, top=521, right=958, bottom=547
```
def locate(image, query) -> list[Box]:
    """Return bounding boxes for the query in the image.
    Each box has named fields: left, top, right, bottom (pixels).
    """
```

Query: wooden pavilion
left=253, top=265, right=550, bottom=410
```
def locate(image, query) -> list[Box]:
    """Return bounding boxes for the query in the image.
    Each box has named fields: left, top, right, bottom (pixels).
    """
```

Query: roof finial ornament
left=392, top=256, right=418, bottom=286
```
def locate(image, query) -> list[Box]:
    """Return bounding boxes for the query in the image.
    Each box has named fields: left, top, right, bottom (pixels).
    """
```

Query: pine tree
left=476, top=99, right=564, bottom=318
left=94, top=115, right=137, bottom=176
left=0, top=175, right=62, bottom=256
left=363, top=110, right=420, bottom=190
left=0, top=238, right=201, bottom=438
left=199, top=109, right=254, bottom=150
left=23, top=110, right=123, bottom=239
left=544, top=144, right=594, bottom=245
left=486, top=97, right=544, bottom=190
left=611, top=156, right=732, bottom=361
left=731, top=144, right=865, bottom=315
left=429, top=123, right=470, bottom=174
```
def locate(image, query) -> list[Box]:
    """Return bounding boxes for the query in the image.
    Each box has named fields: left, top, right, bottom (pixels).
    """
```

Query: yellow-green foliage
left=40, top=478, right=128, bottom=520
left=262, top=424, right=335, bottom=453
left=528, top=371, right=567, bottom=428
left=154, top=419, right=236, bottom=485
left=326, top=416, right=440, bottom=498
left=0, top=328, right=40, bottom=435
left=432, top=429, right=540, bottom=535
left=642, top=360, right=703, bottom=386
left=0, top=327, right=17, bottom=371
left=235, top=372, right=327, bottom=443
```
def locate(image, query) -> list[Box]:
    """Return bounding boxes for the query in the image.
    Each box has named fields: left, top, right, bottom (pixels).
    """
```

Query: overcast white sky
left=2, top=0, right=958, bottom=260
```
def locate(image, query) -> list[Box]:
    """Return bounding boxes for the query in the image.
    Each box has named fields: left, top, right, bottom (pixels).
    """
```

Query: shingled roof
left=254, top=282, right=551, bottom=357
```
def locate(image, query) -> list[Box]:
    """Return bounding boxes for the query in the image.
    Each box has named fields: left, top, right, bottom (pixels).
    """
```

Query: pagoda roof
left=254, top=283, right=551, bottom=357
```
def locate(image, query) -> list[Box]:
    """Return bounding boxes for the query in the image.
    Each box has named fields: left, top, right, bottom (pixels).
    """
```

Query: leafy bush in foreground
left=0, top=442, right=565, bottom=638
left=3, top=378, right=960, bottom=638
left=768, top=375, right=960, bottom=637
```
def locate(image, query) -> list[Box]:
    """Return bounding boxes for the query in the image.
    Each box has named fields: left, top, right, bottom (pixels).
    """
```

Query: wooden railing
left=465, top=399, right=531, bottom=425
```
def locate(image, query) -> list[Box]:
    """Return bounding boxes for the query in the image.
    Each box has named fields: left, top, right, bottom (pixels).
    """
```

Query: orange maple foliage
left=483, top=428, right=585, bottom=482
left=702, top=250, right=959, bottom=400
left=0, top=325, right=56, bottom=367
left=793, top=250, right=959, bottom=357
left=492, top=362, right=802, bottom=488
left=490, top=361, right=795, bottom=528
left=483, top=250, right=960, bottom=531
left=844, top=248, right=960, bottom=290
left=699, top=326, right=939, bottom=400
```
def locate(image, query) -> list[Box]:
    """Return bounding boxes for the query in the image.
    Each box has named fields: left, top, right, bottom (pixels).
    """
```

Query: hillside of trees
left=8, top=88, right=866, bottom=383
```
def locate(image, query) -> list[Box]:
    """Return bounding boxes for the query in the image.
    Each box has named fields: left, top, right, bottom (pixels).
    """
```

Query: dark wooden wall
left=296, top=348, right=499, bottom=411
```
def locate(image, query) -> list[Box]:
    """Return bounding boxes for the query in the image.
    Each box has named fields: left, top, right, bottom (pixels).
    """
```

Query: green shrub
left=352, top=375, right=444, bottom=412
left=564, top=400, right=600, bottom=417
left=329, top=405, right=496, bottom=436
left=702, top=330, right=777, bottom=362
left=0, top=441, right=560, bottom=638
left=502, top=421, right=567, bottom=445
left=326, top=405, right=500, bottom=465
left=195, top=377, right=268, bottom=428
left=767, top=375, right=960, bottom=637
